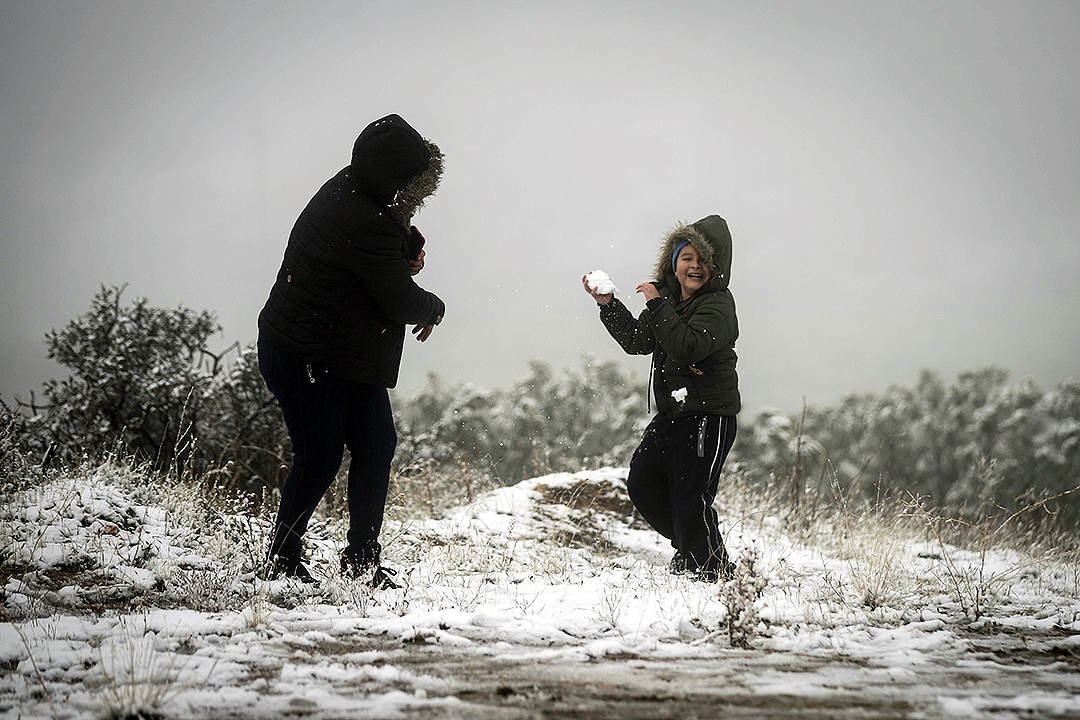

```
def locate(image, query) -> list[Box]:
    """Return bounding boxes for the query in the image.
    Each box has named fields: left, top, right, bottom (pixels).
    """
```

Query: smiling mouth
left=687, top=272, right=705, bottom=280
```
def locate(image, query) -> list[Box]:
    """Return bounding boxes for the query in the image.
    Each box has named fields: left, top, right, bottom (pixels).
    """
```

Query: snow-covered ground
left=2, top=464, right=1079, bottom=719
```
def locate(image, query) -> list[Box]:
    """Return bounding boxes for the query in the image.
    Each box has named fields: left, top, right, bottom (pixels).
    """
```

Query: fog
left=3, top=1, right=1078, bottom=416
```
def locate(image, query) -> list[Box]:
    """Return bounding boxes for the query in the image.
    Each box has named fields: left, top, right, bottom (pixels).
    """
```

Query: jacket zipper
left=647, top=360, right=654, bottom=414
left=306, top=364, right=316, bottom=384
left=697, top=416, right=707, bottom=457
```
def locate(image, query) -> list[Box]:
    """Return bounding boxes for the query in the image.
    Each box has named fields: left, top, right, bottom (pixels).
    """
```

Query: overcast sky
left=3, top=1, right=1078, bottom=417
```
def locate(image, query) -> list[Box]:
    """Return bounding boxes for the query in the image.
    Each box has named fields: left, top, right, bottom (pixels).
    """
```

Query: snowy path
left=7, top=607, right=1077, bottom=719
left=2, top=466, right=1079, bottom=718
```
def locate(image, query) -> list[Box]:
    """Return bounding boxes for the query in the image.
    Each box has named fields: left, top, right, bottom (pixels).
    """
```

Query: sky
left=2, top=0, right=1078, bottom=417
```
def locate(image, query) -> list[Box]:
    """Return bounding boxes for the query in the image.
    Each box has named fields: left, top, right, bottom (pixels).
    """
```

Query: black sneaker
left=669, top=551, right=689, bottom=575
left=340, top=542, right=380, bottom=580
left=370, top=566, right=401, bottom=590
left=269, top=553, right=317, bottom=584
left=340, top=541, right=401, bottom=589
left=341, top=556, right=402, bottom=590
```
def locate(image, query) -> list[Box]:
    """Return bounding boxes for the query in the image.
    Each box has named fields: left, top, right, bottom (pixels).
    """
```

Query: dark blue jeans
left=258, top=337, right=397, bottom=560
left=626, top=414, right=738, bottom=572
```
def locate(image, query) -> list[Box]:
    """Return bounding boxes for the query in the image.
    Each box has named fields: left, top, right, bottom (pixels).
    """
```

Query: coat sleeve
left=646, top=294, right=733, bottom=365
left=340, top=213, right=445, bottom=326
left=599, top=298, right=655, bottom=356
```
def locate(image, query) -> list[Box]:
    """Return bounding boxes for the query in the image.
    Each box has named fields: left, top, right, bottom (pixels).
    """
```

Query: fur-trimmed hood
left=388, top=142, right=443, bottom=227
left=653, top=215, right=733, bottom=293
left=349, top=114, right=443, bottom=226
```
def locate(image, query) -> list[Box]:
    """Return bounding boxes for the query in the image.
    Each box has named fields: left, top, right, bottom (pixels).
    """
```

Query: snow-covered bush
left=199, top=343, right=290, bottom=492
left=26, top=284, right=224, bottom=471
left=733, top=368, right=1080, bottom=538
left=13, top=286, right=289, bottom=495
left=15, top=284, right=1078, bottom=542
left=723, top=542, right=768, bottom=648
left=0, top=398, right=37, bottom=487
left=393, top=358, right=649, bottom=487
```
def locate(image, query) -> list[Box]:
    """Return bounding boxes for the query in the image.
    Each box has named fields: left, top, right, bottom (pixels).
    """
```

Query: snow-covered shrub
left=94, top=619, right=187, bottom=720
left=0, top=398, right=37, bottom=488
left=170, top=566, right=244, bottom=613
left=199, top=343, right=290, bottom=493
left=13, top=287, right=291, bottom=496
left=728, top=407, right=826, bottom=512
left=904, top=463, right=1079, bottom=620
left=27, top=284, right=224, bottom=472
left=386, top=459, right=500, bottom=521
left=394, top=358, right=648, bottom=488
left=734, top=367, right=1080, bottom=538
left=722, top=542, right=768, bottom=648
left=830, top=487, right=906, bottom=610
left=21, top=283, right=1076, bottom=542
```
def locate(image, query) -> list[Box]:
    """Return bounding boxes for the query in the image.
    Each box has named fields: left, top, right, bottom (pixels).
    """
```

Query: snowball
left=671, top=387, right=688, bottom=403
left=585, top=269, right=618, bottom=295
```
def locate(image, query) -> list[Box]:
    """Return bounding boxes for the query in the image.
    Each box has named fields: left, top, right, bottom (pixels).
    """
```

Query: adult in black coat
left=258, top=114, right=446, bottom=585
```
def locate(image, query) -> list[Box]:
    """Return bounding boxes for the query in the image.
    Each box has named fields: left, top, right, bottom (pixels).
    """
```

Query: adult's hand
left=413, top=323, right=435, bottom=342
left=409, top=248, right=426, bottom=276
left=636, top=282, right=660, bottom=302
left=581, top=274, right=613, bottom=305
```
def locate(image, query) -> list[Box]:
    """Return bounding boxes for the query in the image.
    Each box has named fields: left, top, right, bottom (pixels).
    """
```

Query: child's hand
left=636, top=282, right=660, bottom=301
left=582, top=274, right=613, bottom=305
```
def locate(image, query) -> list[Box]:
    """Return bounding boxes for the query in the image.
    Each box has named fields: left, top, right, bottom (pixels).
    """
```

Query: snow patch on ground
left=1, top=465, right=1079, bottom=719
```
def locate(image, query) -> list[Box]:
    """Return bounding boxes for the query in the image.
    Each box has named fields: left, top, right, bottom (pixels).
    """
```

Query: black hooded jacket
left=258, top=115, right=445, bottom=388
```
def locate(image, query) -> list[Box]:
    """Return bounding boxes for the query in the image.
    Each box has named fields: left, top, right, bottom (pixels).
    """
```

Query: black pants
left=626, top=414, right=737, bottom=572
left=258, top=337, right=396, bottom=560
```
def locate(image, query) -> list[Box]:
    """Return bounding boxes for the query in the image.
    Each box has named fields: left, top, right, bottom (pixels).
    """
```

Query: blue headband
left=672, top=240, right=691, bottom=273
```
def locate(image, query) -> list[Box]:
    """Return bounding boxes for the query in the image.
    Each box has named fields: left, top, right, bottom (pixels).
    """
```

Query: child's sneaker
left=340, top=540, right=381, bottom=579
left=341, top=540, right=401, bottom=589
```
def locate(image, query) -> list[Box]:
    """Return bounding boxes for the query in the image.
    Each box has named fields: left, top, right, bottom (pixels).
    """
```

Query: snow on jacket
left=599, top=215, right=740, bottom=417
left=258, top=114, right=446, bottom=388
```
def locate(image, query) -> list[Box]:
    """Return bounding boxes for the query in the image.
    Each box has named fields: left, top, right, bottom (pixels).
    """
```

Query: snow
left=585, top=269, right=618, bottom=296
left=2, top=464, right=1079, bottom=719
left=671, top=387, right=687, bottom=404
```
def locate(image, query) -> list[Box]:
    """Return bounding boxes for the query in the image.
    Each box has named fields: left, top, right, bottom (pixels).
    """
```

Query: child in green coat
left=583, top=215, right=740, bottom=581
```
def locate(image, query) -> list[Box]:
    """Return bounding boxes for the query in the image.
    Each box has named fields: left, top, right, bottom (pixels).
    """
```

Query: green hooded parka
left=599, top=215, right=740, bottom=417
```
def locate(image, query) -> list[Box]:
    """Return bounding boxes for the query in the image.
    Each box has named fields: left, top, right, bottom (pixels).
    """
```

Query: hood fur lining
left=653, top=223, right=714, bottom=285
left=389, top=140, right=444, bottom=227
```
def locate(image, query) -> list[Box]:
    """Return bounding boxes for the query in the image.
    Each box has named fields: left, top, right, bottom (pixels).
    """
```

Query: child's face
left=674, top=245, right=711, bottom=298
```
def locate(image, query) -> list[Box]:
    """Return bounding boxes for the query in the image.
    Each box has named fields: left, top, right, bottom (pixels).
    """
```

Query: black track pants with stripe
left=626, top=414, right=737, bottom=572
